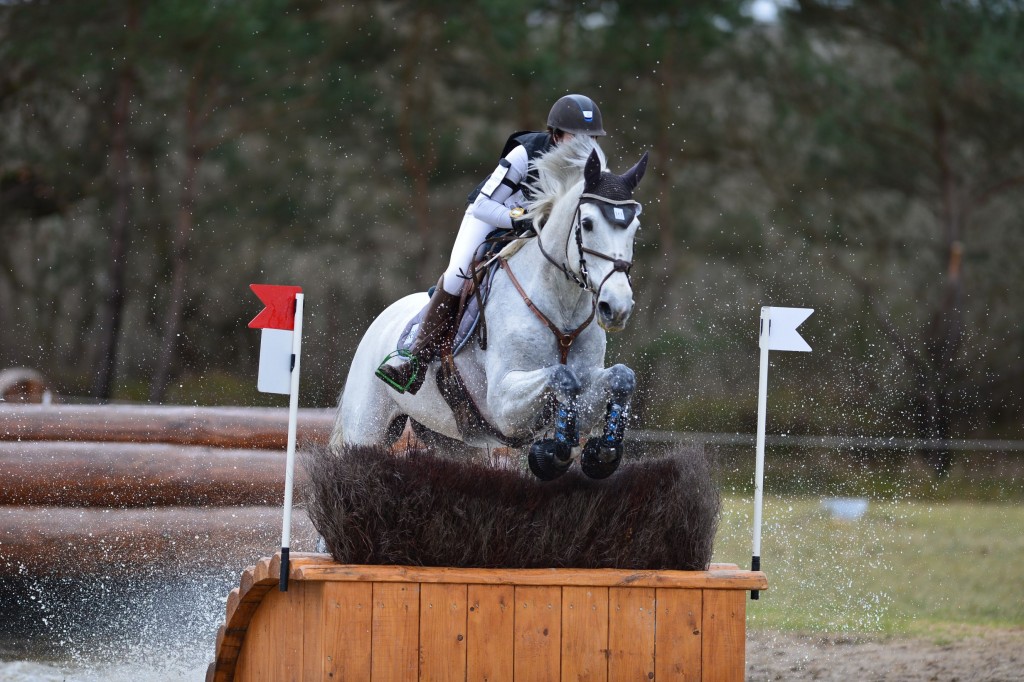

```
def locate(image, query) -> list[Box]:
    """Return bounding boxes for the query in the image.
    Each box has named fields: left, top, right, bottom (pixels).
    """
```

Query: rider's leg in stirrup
left=375, top=274, right=460, bottom=395
left=375, top=206, right=501, bottom=394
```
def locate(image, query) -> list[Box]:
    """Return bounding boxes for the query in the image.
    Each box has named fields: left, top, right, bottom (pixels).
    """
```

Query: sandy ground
left=747, top=629, right=1024, bottom=681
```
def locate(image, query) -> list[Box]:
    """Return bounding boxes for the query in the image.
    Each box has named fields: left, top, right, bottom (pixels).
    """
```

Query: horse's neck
left=516, top=230, right=591, bottom=327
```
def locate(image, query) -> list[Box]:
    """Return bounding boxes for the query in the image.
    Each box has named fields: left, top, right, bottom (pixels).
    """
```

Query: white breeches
left=442, top=206, right=495, bottom=295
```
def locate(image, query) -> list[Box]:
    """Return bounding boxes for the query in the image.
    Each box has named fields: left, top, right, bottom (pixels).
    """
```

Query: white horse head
left=526, top=136, right=649, bottom=332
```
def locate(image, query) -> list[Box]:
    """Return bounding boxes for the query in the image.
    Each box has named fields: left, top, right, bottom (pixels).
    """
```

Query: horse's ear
left=584, top=149, right=602, bottom=192
left=621, top=151, right=649, bottom=193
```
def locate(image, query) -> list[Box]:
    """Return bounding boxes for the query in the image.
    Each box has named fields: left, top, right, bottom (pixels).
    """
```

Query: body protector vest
left=466, top=131, right=553, bottom=205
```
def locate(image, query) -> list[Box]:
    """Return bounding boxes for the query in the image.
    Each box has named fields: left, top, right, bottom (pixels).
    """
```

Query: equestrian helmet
left=547, top=94, right=607, bottom=136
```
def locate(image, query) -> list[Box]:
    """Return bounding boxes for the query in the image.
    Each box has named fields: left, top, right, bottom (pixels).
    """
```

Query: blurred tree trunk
left=91, top=2, right=138, bottom=401
left=396, top=7, right=439, bottom=284
left=645, top=48, right=679, bottom=328
left=150, top=78, right=202, bottom=403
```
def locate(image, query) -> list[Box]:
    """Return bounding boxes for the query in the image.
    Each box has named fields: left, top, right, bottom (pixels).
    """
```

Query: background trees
left=1, top=0, right=1021, bottom=443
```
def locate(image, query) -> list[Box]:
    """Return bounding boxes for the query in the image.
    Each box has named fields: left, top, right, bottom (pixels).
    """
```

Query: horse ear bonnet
left=581, top=150, right=648, bottom=227
left=622, top=152, right=649, bottom=193
left=583, top=150, right=641, bottom=202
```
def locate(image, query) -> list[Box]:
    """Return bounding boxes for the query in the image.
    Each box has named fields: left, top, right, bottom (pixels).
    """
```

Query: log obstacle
left=0, top=404, right=334, bottom=448
left=0, top=441, right=288, bottom=507
left=0, top=506, right=314, bottom=575
left=0, top=368, right=50, bottom=403
left=0, top=404, right=332, bottom=576
left=209, top=553, right=768, bottom=682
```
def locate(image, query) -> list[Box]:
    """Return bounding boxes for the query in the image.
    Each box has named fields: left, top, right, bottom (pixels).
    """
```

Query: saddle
left=395, top=230, right=534, bottom=446
left=396, top=228, right=529, bottom=357
left=395, top=257, right=497, bottom=357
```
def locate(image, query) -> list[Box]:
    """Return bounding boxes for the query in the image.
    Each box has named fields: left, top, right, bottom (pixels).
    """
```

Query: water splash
left=0, top=567, right=239, bottom=681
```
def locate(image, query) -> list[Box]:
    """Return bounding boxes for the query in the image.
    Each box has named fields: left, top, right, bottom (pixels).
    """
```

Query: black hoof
left=527, top=438, right=572, bottom=481
left=580, top=438, right=622, bottom=479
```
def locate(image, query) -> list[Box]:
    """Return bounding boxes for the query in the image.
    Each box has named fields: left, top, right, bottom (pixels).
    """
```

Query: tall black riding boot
left=375, top=277, right=461, bottom=395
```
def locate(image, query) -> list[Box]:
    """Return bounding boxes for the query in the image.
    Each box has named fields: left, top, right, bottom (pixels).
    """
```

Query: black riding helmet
left=547, top=94, right=607, bottom=137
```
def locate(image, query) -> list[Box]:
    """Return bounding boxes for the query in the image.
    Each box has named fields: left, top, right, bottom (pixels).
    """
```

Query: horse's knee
left=549, top=365, right=581, bottom=402
left=606, top=364, right=635, bottom=397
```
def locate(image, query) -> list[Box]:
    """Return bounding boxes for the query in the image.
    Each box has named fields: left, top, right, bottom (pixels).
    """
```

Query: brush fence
left=208, top=553, right=767, bottom=682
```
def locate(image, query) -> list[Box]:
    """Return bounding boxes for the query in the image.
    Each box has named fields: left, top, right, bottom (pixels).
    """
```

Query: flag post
left=751, top=307, right=770, bottom=600
left=247, top=283, right=304, bottom=592
left=279, top=292, right=303, bottom=591
left=750, top=306, right=813, bottom=600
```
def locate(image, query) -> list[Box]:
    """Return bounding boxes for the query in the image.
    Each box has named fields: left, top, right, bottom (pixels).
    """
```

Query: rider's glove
left=511, top=216, right=535, bottom=234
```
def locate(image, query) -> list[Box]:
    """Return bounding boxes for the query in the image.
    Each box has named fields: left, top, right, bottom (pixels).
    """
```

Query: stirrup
left=375, top=349, right=421, bottom=394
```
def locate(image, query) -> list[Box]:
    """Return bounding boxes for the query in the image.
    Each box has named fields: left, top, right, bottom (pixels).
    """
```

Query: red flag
left=248, top=284, right=302, bottom=330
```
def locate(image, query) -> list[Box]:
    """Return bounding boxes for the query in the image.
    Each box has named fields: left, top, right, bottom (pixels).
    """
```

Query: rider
left=376, top=93, right=608, bottom=395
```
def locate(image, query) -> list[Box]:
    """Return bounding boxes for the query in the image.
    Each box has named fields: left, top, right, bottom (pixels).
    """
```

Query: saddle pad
left=396, top=264, right=499, bottom=356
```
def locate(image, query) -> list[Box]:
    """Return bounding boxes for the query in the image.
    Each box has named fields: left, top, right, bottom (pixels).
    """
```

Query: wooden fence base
left=209, top=554, right=767, bottom=682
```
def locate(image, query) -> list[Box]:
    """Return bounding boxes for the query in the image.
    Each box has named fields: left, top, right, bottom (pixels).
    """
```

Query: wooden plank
left=0, top=404, right=334, bottom=448
left=608, top=587, right=656, bottom=681
left=236, top=582, right=307, bottom=681
left=210, top=555, right=758, bottom=682
left=303, top=582, right=325, bottom=682
left=0, top=441, right=286, bottom=506
left=316, top=581, right=373, bottom=682
left=419, top=583, right=467, bottom=682
left=654, top=588, right=703, bottom=681
left=297, top=563, right=769, bottom=591
left=371, top=582, right=420, bottom=682
left=701, top=589, right=746, bottom=682
left=466, top=584, right=514, bottom=682
left=212, top=555, right=319, bottom=682
left=513, top=585, right=561, bottom=681
left=0, top=506, right=313, bottom=577
left=560, top=585, right=608, bottom=682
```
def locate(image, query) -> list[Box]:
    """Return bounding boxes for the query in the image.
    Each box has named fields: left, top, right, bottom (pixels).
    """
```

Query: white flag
left=760, top=307, right=813, bottom=352
left=257, top=328, right=294, bottom=394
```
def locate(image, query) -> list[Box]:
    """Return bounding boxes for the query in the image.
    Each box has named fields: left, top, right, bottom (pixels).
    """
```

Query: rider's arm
left=470, top=144, right=530, bottom=230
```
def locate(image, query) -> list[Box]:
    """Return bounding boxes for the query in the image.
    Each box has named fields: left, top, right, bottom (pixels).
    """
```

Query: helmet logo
left=582, top=110, right=594, bottom=121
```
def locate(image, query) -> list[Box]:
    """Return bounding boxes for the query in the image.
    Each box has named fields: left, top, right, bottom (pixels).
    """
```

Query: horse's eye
left=581, top=217, right=594, bottom=231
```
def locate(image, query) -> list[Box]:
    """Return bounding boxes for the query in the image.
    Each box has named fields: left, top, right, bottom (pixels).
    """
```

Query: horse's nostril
left=599, top=302, right=613, bottom=319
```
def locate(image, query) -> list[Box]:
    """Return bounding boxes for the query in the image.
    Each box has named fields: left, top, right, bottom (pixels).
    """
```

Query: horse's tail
left=329, top=395, right=346, bottom=451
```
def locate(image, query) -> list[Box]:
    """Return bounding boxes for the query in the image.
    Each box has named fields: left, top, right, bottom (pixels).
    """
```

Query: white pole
left=751, top=306, right=770, bottom=599
left=280, top=292, right=304, bottom=591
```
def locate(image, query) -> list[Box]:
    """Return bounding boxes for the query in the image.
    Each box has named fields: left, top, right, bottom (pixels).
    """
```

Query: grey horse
left=332, top=136, right=648, bottom=479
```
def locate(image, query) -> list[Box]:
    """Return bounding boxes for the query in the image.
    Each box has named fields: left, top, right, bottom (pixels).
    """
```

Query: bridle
left=499, top=190, right=642, bottom=364
left=536, top=192, right=640, bottom=294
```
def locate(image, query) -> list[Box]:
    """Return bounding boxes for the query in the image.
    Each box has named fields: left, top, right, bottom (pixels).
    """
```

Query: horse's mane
left=526, top=136, right=607, bottom=226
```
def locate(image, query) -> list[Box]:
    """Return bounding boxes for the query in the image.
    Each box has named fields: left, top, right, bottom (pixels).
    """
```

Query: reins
left=500, top=191, right=640, bottom=365
left=536, top=193, right=638, bottom=293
